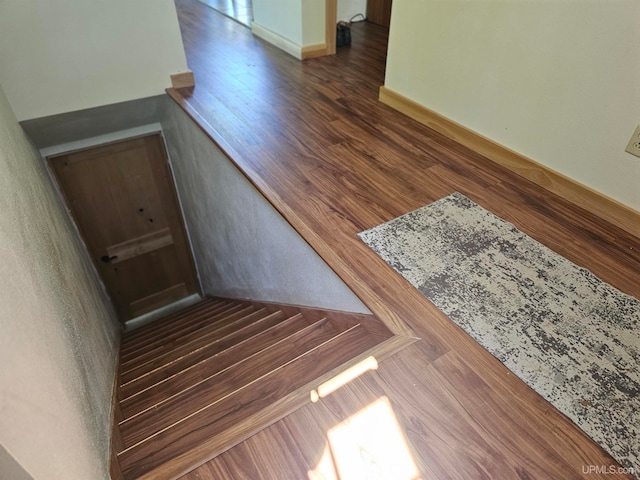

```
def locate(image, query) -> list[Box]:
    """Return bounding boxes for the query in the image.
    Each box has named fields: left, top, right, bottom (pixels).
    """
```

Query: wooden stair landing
left=114, top=297, right=394, bottom=479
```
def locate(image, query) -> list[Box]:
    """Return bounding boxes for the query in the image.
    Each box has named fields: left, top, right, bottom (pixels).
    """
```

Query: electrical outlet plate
left=625, top=124, right=640, bottom=159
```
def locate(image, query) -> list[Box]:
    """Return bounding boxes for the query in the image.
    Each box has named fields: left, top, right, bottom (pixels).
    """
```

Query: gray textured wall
left=0, top=85, right=119, bottom=480
left=162, top=101, right=370, bottom=313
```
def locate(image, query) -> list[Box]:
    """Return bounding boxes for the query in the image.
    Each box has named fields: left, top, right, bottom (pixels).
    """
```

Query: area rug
left=358, top=192, right=640, bottom=474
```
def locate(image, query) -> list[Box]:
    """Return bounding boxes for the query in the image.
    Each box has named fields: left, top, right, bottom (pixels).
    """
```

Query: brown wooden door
left=49, top=134, right=199, bottom=321
left=367, top=0, right=392, bottom=27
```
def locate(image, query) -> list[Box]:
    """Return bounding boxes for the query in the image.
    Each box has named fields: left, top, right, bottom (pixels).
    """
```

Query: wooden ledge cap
left=171, top=71, right=195, bottom=89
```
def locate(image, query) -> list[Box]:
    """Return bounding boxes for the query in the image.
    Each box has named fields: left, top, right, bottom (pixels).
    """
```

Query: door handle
left=100, top=255, right=118, bottom=263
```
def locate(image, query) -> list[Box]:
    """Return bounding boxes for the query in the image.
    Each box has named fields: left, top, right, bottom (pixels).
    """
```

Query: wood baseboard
left=301, top=43, right=329, bottom=60
left=171, top=71, right=195, bottom=89
left=379, top=86, right=640, bottom=239
left=251, top=22, right=302, bottom=59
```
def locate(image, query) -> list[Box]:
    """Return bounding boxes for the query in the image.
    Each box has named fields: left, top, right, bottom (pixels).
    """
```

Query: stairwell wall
left=0, top=84, right=120, bottom=480
left=161, top=100, right=370, bottom=314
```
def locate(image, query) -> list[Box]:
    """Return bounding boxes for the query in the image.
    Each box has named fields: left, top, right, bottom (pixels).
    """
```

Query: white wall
left=0, top=84, right=120, bottom=479
left=337, top=0, right=367, bottom=22
left=385, top=0, right=640, bottom=211
left=162, top=101, right=370, bottom=314
left=252, top=0, right=328, bottom=57
left=0, top=0, right=188, bottom=121
left=251, top=0, right=302, bottom=58
left=253, top=0, right=303, bottom=50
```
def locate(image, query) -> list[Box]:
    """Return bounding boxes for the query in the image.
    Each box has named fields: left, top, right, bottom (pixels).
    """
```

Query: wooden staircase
left=113, top=297, right=393, bottom=479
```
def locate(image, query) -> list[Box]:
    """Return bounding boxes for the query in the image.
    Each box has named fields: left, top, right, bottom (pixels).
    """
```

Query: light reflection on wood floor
left=196, top=0, right=252, bottom=27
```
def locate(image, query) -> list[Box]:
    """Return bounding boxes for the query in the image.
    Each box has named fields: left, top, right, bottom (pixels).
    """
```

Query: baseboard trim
left=379, top=86, right=640, bottom=239
left=251, top=22, right=302, bottom=60
left=301, top=43, right=329, bottom=60
left=170, top=71, right=195, bottom=89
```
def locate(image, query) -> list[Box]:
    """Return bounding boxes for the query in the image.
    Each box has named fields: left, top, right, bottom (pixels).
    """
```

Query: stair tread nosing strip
left=120, top=309, right=281, bottom=386
left=122, top=299, right=230, bottom=347
left=120, top=305, right=257, bottom=371
left=121, top=303, right=250, bottom=360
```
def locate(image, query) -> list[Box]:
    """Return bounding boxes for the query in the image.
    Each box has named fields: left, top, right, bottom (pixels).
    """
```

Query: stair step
left=118, top=323, right=382, bottom=479
left=120, top=311, right=294, bottom=399
left=240, top=298, right=393, bottom=338
left=120, top=308, right=277, bottom=384
left=114, top=297, right=396, bottom=479
left=121, top=299, right=230, bottom=351
left=120, top=306, right=260, bottom=373
left=121, top=303, right=250, bottom=363
left=119, top=317, right=340, bottom=448
left=243, top=300, right=328, bottom=325
left=120, top=312, right=310, bottom=415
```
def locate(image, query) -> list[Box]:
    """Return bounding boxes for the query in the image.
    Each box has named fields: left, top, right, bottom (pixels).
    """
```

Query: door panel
left=367, top=0, right=392, bottom=27
left=49, top=134, right=199, bottom=321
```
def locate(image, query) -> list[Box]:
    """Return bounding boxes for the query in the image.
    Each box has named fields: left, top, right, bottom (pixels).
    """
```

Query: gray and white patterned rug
left=358, top=192, right=640, bottom=474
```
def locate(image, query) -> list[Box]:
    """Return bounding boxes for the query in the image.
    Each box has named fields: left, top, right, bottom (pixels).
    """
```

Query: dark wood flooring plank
left=178, top=457, right=234, bottom=480
left=373, top=343, right=626, bottom=479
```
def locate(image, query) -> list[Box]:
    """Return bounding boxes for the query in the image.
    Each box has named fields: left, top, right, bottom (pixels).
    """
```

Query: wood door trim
left=171, top=71, right=195, bottom=89
left=57, top=137, right=146, bottom=165
left=325, top=0, right=337, bottom=56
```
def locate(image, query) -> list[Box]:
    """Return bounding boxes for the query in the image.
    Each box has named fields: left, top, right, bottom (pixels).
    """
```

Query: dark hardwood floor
left=170, top=1, right=640, bottom=478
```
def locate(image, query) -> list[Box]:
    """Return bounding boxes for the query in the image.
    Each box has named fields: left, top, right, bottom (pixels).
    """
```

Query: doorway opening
left=196, top=0, right=252, bottom=27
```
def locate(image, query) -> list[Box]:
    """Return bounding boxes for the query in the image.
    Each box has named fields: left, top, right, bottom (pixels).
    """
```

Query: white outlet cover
left=625, top=124, right=640, bottom=158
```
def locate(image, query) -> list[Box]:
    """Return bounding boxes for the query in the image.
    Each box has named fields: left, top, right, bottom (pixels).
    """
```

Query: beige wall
left=385, top=0, right=640, bottom=211
left=0, top=84, right=119, bottom=479
left=0, top=0, right=188, bottom=121
left=337, top=0, right=367, bottom=22
left=302, top=0, right=326, bottom=46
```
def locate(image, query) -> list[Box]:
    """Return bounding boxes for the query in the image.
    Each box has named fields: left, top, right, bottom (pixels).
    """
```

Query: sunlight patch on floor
left=310, top=356, right=379, bottom=402
left=308, top=396, right=420, bottom=480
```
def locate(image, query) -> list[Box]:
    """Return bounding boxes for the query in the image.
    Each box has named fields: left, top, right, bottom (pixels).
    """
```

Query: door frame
left=43, top=127, right=203, bottom=320
left=326, top=0, right=337, bottom=56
